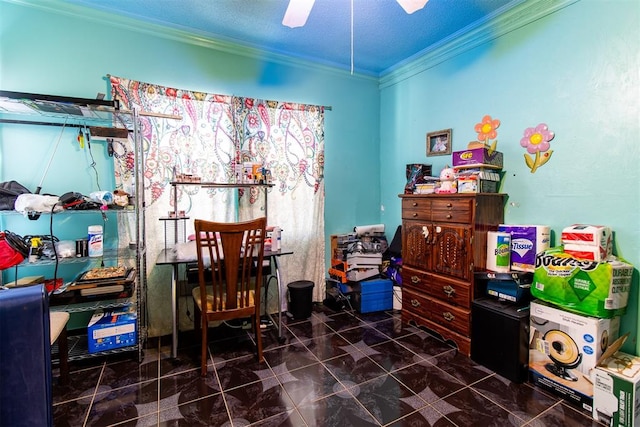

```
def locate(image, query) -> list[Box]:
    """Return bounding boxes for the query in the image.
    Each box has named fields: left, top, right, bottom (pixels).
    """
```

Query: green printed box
left=593, top=351, right=640, bottom=427
left=532, top=249, right=634, bottom=318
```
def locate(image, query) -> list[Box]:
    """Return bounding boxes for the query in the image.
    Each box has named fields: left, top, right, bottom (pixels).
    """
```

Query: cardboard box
left=87, top=308, right=137, bottom=353
left=452, top=148, right=503, bottom=169
left=529, top=300, right=620, bottom=412
left=498, top=225, right=551, bottom=272
left=532, top=249, right=634, bottom=318
left=593, top=344, right=640, bottom=427
left=456, top=169, right=501, bottom=193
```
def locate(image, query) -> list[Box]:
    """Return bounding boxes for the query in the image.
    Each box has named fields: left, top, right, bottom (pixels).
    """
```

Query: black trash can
left=287, top=280, right=315, bottom=320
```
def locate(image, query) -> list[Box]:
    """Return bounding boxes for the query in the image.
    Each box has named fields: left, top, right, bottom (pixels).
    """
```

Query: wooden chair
left=49, top=311, right=69, bottom=385
left=192, top=217, right=267, bottom=376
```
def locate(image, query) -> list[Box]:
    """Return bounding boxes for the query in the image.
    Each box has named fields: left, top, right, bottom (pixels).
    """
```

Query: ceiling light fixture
left=396, top=0, right=429, bottom=14
left=282, top=0, right=316, bottom=28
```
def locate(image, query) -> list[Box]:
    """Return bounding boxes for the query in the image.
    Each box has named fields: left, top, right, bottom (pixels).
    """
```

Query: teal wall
left=0, top=0, right=381, bottom=268
left=380, top=0, right=640, bottom=353
left=2, top=0, right=639, bottom=353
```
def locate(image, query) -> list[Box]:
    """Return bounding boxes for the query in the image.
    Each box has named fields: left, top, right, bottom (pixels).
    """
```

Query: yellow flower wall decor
left=520, top=123, right=555, bottom=173
left=472, top=115, right=500, bottom=153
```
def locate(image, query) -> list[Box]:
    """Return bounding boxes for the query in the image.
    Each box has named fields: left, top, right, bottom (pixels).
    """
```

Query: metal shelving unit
left=0, top=90, right=147, bottom=362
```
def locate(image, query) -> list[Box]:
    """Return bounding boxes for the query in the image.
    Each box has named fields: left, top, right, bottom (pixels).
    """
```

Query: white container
left=393, top=285, right=402, bottom=311
left=273, top=227, right=281, bottom=251
left=88, top=225, right=103, bottom=257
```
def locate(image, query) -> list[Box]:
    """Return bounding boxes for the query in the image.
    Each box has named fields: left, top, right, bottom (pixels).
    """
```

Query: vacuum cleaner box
left=529, top=300, right=620, bottom=412
left=592, top=350, right=640, bottom=427
left=532, top=249, right=634, bottom=318
left=87, top=307, right=137, bottom=353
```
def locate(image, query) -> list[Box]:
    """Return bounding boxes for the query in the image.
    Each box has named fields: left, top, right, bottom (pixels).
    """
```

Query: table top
left=156, top=247, right=293, bottom=266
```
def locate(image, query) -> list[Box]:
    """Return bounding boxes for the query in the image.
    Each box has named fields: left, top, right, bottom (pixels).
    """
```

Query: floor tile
left=223, top=380, right=295, bottom=425
left=368, top=340, right=424, bottom=373
left=531, top=401, right=607, bottom=427
left=391, top=360, right=466, bottom=403
left=471, top=375, right=561, bottom=423
left=348, top=373, right=426, bottom=425
left=51, top=305, right=604, bottom=427
left=296, top=392, right=380, bottom=426
left=431, top=387, right=526, bottom=426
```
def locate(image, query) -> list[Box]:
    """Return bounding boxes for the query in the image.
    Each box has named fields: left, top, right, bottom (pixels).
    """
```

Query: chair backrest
left=194, top=217, right=267, bottom=314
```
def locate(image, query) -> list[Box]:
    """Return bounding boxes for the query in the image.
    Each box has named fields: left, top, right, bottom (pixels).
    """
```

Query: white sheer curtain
left=234, top=98, right=326, bottom=307
left=110, top=76, right=325, bottom=336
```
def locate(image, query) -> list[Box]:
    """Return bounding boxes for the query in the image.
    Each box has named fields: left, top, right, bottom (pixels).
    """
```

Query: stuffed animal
left=435, top=166, right=457, bottom=194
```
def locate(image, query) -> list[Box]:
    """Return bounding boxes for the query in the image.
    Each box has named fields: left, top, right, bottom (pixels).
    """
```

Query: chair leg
left=254, top=314, right=263, bottom=363
left=58, top=326, right=69, bottom=386
left=200, top=316, right=208, bottom=376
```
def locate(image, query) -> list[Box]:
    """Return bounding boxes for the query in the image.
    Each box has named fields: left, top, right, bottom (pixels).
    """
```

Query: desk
left=156, top=247, right=292, bottom=358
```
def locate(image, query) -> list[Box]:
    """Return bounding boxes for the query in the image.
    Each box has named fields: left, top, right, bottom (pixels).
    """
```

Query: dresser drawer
left=424, top=273, right=472, bottom=309
left=402, top=287, right=430, bottom=317
left=431, top=198, right=472, bottom=223
left=403, top=267, right=472, bottom=308
left=402, top=198, right=432, bottom=220
left=402, top=265, right=429, bottom=292
left=427, top=299, right=470, bottom=336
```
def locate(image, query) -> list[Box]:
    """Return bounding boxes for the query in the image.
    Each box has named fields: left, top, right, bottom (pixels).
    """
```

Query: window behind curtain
left=110, top=76, right=325, bottom=337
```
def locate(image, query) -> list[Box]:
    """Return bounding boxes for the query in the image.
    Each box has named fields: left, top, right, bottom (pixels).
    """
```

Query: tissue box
left=529, top=300, right=620, bottom=412
left=87, top=308, right=137, bottom=353
left=532, top=250, right=634, bottom=318
left=498, top=225, right=551, bottom=272
left=452, top=148, right=503, bottom=169
left=593, top=350, right=640, bottom=427
left=561, top=224, right=613, bottom=261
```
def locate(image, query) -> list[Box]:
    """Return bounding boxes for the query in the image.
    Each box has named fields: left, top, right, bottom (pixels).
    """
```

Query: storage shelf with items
left=398, top=193, right=506, bottom=355
left=0, top=90, right=152, bottom=362
left=164, top=180, right=275, bottom=247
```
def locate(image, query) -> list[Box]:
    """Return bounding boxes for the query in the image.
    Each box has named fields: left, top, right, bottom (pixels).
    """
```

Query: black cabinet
left=471, top=297, right=529, bottom=383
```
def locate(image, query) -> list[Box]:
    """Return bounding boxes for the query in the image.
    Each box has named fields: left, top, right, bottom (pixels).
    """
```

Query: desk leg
left=272, top=255, right=283, bottom=340
left=171, top=264, right=178, bottom=358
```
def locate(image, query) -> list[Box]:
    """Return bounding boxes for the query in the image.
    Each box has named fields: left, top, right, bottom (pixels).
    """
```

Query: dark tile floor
left=52, top=305, right=605, bottom=426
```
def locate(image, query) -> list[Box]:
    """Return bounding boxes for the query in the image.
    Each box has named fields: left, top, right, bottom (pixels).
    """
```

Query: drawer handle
left=446, top=214, right=452, bottom=219
left=443, top=285, right=455, bottom=297
left=412, top=213, right=418, bottom=217
left=411, top=276, right=420, bottom=284
left=412, top=202, right=418, bottom=207
left=446, top=203, right=452, bottom=208
left=443, top=312, right=455, bottom=322
left=411, top=299, right=421, bottom=307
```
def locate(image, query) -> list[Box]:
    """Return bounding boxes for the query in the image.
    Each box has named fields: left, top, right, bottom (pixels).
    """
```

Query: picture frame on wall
left=426, top=129, right=452, bottom=156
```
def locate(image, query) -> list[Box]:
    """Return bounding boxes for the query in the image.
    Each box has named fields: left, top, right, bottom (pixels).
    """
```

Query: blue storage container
left=352, top=278, right=393, bottom=313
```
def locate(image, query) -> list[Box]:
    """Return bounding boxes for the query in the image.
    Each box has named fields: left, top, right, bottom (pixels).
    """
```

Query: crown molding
left=379, top=0, right=580, bottom=89
left=4, top=0, right=377, bottom=82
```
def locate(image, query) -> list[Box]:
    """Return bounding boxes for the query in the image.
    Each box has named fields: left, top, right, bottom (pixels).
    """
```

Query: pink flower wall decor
left=520, top=123, right=555, bottom=173
left=473, top=115, right=500, bottom=153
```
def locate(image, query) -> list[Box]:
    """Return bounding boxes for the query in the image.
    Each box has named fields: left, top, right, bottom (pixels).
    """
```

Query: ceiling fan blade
left=396, top=0, right=429, bottom=14
left=282, top=0, right=316, bottom=28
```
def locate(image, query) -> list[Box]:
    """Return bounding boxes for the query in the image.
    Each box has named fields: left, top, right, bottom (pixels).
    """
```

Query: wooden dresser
left=398, top=193, right=505, bottom=355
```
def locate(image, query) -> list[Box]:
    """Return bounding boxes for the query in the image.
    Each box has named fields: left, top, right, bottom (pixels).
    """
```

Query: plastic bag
left=14, top=194, right=63, bottom=215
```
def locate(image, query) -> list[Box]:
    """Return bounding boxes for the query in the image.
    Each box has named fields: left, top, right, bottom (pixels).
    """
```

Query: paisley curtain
left=110, top=76, right=325, bottom=337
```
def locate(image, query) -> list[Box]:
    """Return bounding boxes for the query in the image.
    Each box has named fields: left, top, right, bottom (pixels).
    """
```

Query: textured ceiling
left=61, top=0, right=523, bottom=76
